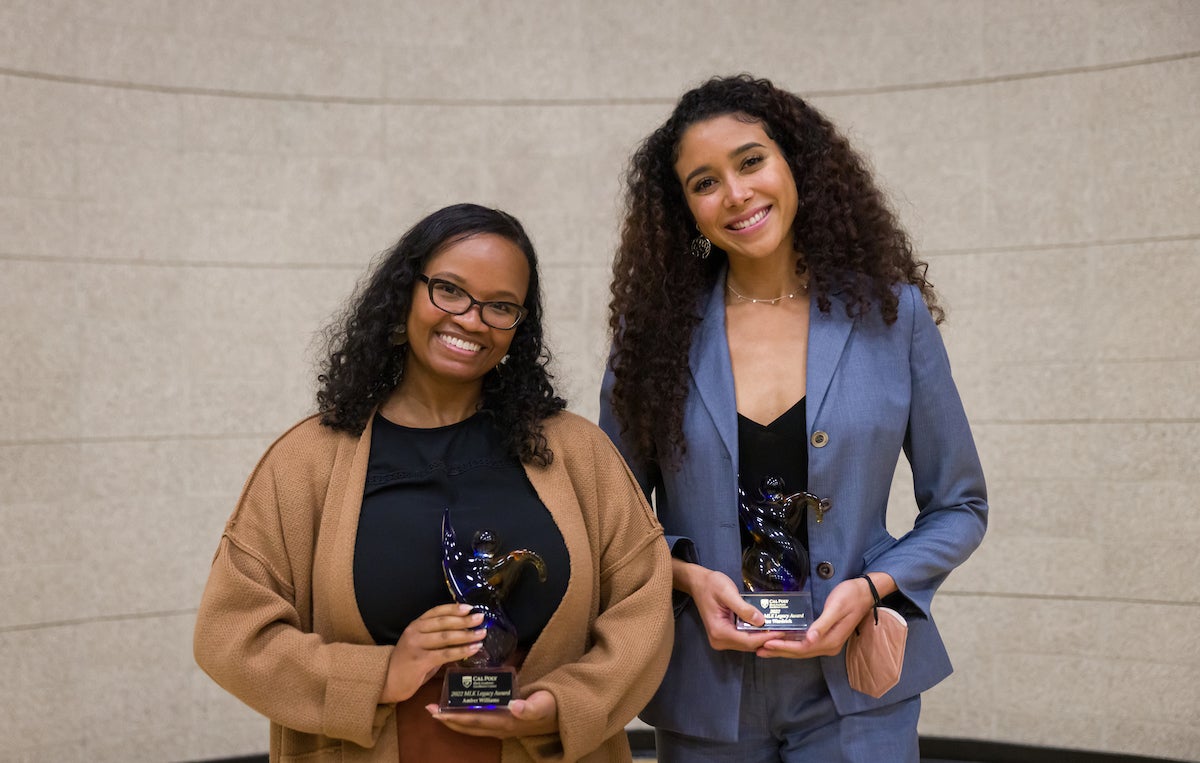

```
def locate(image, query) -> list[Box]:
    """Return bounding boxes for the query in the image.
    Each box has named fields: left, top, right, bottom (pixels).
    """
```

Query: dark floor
left=198, top=736, right=1175, bottom=763
left=628, top=734, right=1173, bottom=763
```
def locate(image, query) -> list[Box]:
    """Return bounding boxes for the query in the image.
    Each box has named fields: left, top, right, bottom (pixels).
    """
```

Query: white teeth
left=730, top=208, right=768, bottom=230
left=439, top=334, right=482, bottom=352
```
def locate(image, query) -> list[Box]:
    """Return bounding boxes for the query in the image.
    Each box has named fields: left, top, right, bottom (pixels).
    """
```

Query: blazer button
left=816, top=561, right=835, bottom=580
left=811, top=431, right=829, bottom=448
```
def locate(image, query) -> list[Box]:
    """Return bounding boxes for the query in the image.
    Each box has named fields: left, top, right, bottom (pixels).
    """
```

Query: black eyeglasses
left=418, top=275, right=528, bottom=330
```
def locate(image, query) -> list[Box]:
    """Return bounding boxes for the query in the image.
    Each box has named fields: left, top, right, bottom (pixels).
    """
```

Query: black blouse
left=353, top=412, right=569, bottom=649
left=737, top=397, right=810, bottom=553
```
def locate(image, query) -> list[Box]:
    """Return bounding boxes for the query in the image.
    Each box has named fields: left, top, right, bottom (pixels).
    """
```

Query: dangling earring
left=390, top=325, right=407, bottom=346
left=390, top=353, right=405, bottom=386
left=690, top=227, right=712, bottom=259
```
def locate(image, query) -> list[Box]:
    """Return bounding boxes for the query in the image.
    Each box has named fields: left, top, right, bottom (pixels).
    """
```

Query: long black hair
left=609, top=74, right=939, bottom=466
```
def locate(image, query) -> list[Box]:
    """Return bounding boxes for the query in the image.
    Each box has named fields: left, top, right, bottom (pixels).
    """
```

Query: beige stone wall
left=1, top=2, right=1196, bottom=760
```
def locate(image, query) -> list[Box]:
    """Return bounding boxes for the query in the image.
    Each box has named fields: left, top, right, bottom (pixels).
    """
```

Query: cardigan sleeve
left=193, top=426, right=394, bottom=749
left=518, top=428, right=674, bottom=762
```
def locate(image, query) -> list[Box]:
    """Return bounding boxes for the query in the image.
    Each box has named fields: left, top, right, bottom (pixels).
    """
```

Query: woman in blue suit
left=600, top=75, right=988, bottom=762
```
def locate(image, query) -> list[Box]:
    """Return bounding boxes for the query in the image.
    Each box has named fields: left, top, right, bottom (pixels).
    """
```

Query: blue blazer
left=600, top=273, right=988, bottom=742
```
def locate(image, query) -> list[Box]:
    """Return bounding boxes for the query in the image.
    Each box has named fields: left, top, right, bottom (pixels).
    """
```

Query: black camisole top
left=353, top=412, right=569, bottom=649
left=737, top=397, right=810, bottom=553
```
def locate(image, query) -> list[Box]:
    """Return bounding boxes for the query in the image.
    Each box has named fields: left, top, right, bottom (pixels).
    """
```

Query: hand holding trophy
left=735, top=476, right=828, bottom=638
left=439, top=508, right=547, bottom=711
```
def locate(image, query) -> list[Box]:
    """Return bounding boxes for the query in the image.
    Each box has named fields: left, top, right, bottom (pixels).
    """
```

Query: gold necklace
left=725, top=278, right=808, bottom=305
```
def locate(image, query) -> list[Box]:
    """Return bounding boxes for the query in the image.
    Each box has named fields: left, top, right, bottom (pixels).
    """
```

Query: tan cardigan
left=194, top=411, right=673, bottom=762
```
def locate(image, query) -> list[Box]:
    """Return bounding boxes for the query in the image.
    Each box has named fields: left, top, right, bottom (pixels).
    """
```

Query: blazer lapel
left=806, top=293, right=853, bottom=426
left=689, top=273, right=738, bottom=461
left=689, top=275, right=854, bottom=455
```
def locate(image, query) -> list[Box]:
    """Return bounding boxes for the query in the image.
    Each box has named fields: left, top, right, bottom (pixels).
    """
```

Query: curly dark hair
left=317, top=203, right=566, bottom=466
left=608, top=74, right=941, bottom=467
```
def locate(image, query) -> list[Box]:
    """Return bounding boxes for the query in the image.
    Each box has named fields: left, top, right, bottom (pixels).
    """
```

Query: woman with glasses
left=195, top=203, right=673, bottom=762
left=600, top=75, right=988, bottom=761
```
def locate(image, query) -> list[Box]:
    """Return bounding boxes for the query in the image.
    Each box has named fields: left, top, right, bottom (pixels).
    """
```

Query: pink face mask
left=846, top=604, right=908, bottom=698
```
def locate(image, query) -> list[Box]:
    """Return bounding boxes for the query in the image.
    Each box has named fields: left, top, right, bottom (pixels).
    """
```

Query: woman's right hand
left=674, top=560, right=781, bottom=652
left=380, top=603, right=487, bottom=704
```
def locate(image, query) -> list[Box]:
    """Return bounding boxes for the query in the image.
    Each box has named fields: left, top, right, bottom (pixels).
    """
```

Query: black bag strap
left=858, top=573, right=881, bottom=626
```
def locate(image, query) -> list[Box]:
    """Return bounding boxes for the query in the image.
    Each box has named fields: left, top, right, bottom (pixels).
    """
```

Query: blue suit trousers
left=654, top=654, right=920, bottom=763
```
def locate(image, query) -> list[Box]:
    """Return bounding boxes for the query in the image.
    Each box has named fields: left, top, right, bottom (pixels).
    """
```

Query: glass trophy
left=438, top=508, right=546, bottom=711
left=735, top=476, right=825, bottom=637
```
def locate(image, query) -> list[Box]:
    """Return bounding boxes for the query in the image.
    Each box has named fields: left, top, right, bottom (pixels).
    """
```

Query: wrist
left=860, top=571, right=897, bottom=600
left=381, top=648, right=418, bottom=704
left=857, top=574, right=880, bottom=611
left=671, top=558, right=699, bottom=594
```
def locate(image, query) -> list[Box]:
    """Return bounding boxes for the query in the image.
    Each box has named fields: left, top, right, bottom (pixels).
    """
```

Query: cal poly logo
left=461, top=676, right=473, bottom=689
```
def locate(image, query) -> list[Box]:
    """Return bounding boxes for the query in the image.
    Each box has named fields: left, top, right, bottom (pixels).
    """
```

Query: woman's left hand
left=426, top=689, right=558, bottom=738
left=755, top=574, right=888, bottom=659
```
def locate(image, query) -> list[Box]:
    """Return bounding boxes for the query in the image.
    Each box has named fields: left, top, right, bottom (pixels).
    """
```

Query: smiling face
left=402, top=232, right=530, bottom=396
left=674, top=113, right=799, bottom=269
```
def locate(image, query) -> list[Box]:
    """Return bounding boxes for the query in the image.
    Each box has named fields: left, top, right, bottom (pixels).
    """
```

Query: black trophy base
left=736, top=590, right=813, bottom=637
left=439, top=665, right=516, bottom=712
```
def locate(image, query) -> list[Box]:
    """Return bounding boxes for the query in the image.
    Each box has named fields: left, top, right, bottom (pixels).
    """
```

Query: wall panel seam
left=1, top=50, right=1197, bottom=104
left=0, top=608, right=199, bottom=634
left=0, top=253, right=605, bottom=270
left=940, top=590, right=1199, bottom=608
left=972, top=418, right=1200, bottom=425
left=0, top=433, right=279, bottom=447
left=4, top=233, right=1197, bottom=270
left=924, top=234, right=1200, bottom=257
